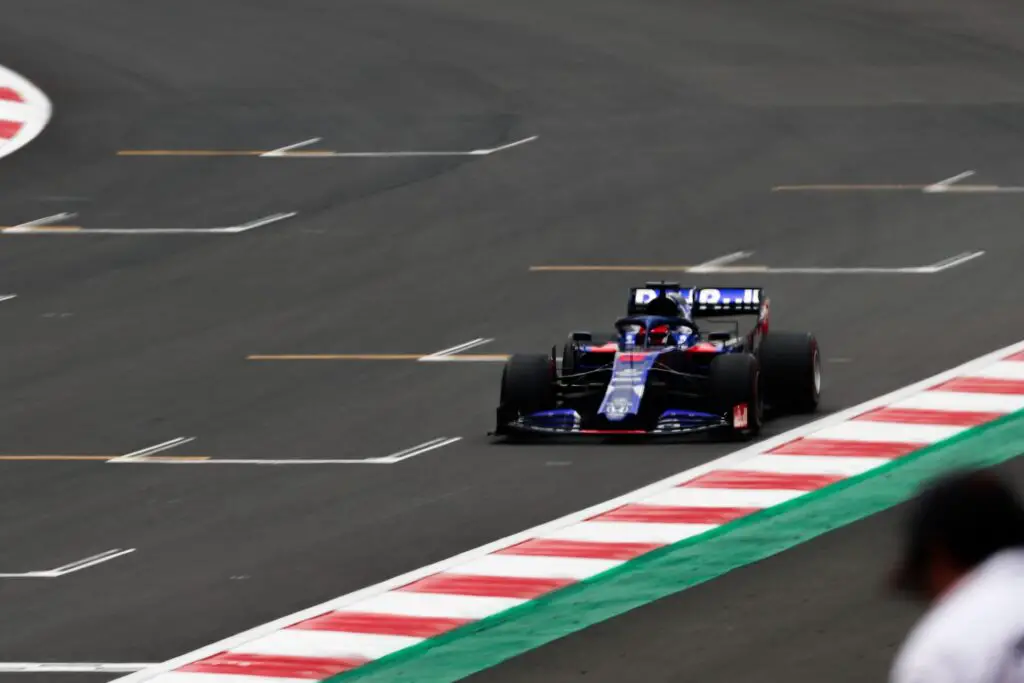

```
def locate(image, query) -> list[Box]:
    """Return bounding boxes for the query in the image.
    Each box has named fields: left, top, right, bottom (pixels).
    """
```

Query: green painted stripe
left=330, top=410, right=1024, bottom=683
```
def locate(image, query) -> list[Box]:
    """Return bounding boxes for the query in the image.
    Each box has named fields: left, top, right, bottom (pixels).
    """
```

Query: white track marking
left=892, top=390, right=1024, bottom=413
left=109, top=437, right=194, bottom=462
left=0, top=294, right=15, bottom=303
left=152, top=674, right=310, bottom=683
left=260, top=138, right=323, bottom=158
left=116, top=437, right=461, bottom=466
left=2, top=212, right=76, bottom=233
left=128, top=458, right=394, bottom=465
left=0, top=663, right=155, bottom=673
left=371, top=437, right=462, bottom=463
left=443, top=554, right=620, bottom=580
left=284, top=150, right=471, bottom=158
left=923, top=170, right=975, bottom=193
left=231, top=630, right=420, bottom=660
left=473, top=135, right=539, bottom=155
left=3, top=213, right=296, bottom=236
left=540, top=252, right=985, bottom=275
left=419, top=354, right=510, bottom=363
left=218, top=212, right=298, bottom=233
left=541, top=521, right=716, bottom=545
left=48, top=548, right=136, bottom=575
left=644, top=487, right=804, bottom=508
left=809, top=420, right=964, bottom=443
left=968, top=361, right=1024, bottom=380
left=418, top=338, right=493, bottom=360
left=113, top=337, right=1024, bottom=683
left=736, top=454, right=891, bottom=476
left=0, top=548, right=135, bottom=578
left=272, top=136, right=537, bottom=159
left=708, top=251, right=986, bottom=274
left=688, top=251, right=754, bottom=273
left=347, top=592, right=525, bottom=620
left=922, top=251, right=987, bottom=273
left=941, top=185, right=1024, bottom=193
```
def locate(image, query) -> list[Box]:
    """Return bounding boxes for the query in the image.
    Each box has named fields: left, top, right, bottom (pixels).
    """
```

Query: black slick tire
left=495, top=353, right=556, bottom=433
left=760, top=331, right=821, bottom=414
left=708, top=353, right=763, bottom=438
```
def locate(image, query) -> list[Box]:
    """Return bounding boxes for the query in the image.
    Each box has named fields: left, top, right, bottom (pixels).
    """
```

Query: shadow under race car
left=492, top=283, right=820, bottom=440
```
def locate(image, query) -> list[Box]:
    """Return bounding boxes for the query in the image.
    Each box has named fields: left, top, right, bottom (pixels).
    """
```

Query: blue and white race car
left=493, top=282, right=820, bottom=439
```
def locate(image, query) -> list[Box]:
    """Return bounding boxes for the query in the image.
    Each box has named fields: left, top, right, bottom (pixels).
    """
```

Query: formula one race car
left=492, top=282, right=820, bottom=439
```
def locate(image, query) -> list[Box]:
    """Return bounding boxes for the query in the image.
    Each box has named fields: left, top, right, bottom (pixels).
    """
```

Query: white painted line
left=260, top=138, right=323, bottom=158
left=292, top=150, right=471, bottom=158
left=735, top=454, right=891, bottom=476
left=252, top=136, right=537, bottom=159
left=3, top=213, right=296, bottom=236
left=371, top=437, right=462, bottom=463
left=809, top=420, right=964, bottom=444
left=414, top=355, right=509, bottom=363
left=118, top=438, right=461, bottom=466
left=923, top=170, right=975, bottom=193
left=150, top=673, right=311, bottom=683
left=3, top=212, right=76, bottom=233
left=219, top=212, right=298, bottom=234
left=109, top=437, right=194, bottom=462
left=707, top=252, right=985, bottom=274
left=348, top=592, right=525, bottom=620
left=892, top=390, right=1024, bottom=414
left=418, top=338, right=493, bottom=360
left=0, top=663, right=156, bottom=673
left=688, top=251, right=754, bottom=273
left=644, top=487, right=804, bottom=509
left=542, top=521, right=716, bottom=545
left=126, top=458, right=392, bottom=465
left=968, top=360, right=1024, bottom=380
left=922, top=251, right=986, bottom=273
left=7, top=228, right=239, bottom=235
left=49, top=548, right=135, bottom=575
left=0, top=548, right=135, bottom=578
left=0, top=294, right=15, bottom=303
left=236, top=630, right=421, bottom=660
left=942, top=185, right=1024, bottom=193
left=473, top=135, right=539, bottom=155
left=112, top=337, right=1024, bottom=683
left=444, top=554, right=619, bottom=580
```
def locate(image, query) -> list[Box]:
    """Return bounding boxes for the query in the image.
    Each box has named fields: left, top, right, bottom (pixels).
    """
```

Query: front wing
left=492, top=408, right=730, bottom=436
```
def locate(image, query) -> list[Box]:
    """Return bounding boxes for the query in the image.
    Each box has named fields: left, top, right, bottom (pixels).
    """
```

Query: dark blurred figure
left=889, top=468, right=1024, bottom=683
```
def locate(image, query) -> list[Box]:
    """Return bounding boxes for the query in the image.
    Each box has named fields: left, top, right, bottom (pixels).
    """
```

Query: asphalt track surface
left=2, top=0, right=1024, bottom=680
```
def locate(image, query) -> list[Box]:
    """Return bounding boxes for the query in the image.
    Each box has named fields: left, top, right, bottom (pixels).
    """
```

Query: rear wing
left=628, top=284, right=766, bottom=317
left=691, top=287, right=765, bottom=317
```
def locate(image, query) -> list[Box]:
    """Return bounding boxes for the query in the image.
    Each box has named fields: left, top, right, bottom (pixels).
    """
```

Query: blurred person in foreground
left=890, top=468, right=1024, bottom=683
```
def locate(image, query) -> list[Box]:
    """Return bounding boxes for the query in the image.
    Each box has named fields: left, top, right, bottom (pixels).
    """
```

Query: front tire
left=708, top=353, right=763, bottom=438
left=760, top=331, right=821, bottom=414
left=496, top=353, right=557, bottom=432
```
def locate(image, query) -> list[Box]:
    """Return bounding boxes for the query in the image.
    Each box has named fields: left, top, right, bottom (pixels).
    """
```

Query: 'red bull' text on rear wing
left=628, top=282, right=767, bottom=317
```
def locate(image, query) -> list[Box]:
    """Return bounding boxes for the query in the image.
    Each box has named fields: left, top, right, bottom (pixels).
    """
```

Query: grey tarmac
left=0, top=0, right=1022, bottom=680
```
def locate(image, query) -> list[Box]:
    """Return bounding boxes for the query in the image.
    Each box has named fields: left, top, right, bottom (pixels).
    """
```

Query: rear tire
left=760, top=332, right=821, bottom=414
left=708, top=353, right=763, bottom=438
left=496, top=353, right=557, bottom=432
